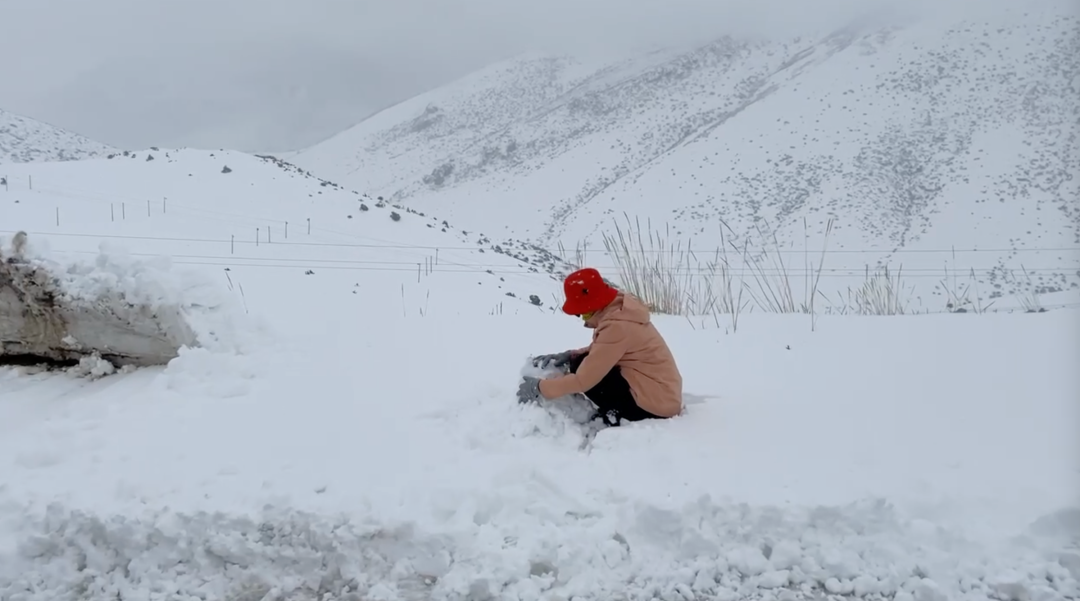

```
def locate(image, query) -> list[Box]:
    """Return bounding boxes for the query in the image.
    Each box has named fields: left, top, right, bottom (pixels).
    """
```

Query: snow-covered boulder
left=0, top=232, right=199, bottom=368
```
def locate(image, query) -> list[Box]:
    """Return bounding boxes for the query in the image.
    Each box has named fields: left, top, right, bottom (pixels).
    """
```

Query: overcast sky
left=0, top=0, right=1025, bottom=153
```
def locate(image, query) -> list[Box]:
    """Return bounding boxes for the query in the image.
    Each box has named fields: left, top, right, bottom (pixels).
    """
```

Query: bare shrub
left=847, top=265, right=911, bottom=315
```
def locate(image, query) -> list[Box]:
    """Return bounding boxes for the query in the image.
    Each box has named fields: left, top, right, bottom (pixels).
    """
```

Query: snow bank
left=0, top=234, right=260, bottom=371
left=2, top=502, right=1077, bottom=601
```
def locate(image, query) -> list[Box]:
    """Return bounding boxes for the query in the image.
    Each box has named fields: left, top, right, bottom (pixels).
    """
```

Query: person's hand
left=532, top=351, right=572, bottom=370
left=517, top=376, right=542, bottom=404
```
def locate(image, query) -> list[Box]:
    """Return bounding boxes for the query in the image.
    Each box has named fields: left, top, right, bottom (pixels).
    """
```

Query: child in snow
left=517, top=267, right=684, bottom=426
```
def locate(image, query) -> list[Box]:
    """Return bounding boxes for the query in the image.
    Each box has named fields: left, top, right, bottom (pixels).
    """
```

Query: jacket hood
left=584, top=292, right=651, bottom=328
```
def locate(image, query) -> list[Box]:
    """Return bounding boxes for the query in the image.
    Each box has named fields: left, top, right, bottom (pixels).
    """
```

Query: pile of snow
left=519, top=357, right=606, bottom=446
left=0, top=304, right=1076, bottom=600
left=4, top=501, right=1076, bottom=601
left=0, top=109, right=115, bottom=165
left=0, top=231, right=255, bottom=373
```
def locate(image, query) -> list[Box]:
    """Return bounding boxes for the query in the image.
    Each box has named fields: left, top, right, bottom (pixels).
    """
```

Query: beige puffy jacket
left=538, top=293, right=683, bottom=417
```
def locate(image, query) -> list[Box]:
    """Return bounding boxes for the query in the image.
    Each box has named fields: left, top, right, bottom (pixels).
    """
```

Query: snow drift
left=0, top=232, right=241, bottom=370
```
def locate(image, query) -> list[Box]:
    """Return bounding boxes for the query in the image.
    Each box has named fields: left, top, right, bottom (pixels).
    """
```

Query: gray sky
left=0, top=0, right=1019, bottom=153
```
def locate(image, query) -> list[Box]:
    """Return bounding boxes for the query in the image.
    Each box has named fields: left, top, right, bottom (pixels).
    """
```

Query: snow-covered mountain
left=293, top=2, right=1080, bottom=307
left=0, top=109, right=115, bottom=164
left=0, top=148, right=569, bottom=317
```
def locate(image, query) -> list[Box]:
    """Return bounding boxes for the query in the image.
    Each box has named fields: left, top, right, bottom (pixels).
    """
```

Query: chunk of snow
left=0, top=238, right=259, bottom=370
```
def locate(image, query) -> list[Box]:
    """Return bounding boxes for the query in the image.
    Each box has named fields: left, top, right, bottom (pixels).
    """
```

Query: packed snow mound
left=293, top=3, right=1080, bottom=303
left=0, top=109, right=115, bottom=165
left=3, top=502, right=1077, bottom=601
left=0, top=232, right=248, bottom=370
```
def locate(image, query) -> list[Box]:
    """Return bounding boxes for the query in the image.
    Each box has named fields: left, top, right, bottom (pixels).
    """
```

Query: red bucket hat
left=561, top=268, right=618, bottom=315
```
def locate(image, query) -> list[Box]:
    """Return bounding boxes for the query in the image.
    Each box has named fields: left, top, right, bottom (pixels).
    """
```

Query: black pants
left=568, top=353, right=661, bottom=424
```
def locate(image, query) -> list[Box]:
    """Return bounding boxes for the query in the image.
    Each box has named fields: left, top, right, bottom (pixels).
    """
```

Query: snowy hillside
left=0, top=109, right=114, bottom=164
left=0, top=148, right=571, bottom=317
left=293, top=3, right=1080, bottom=308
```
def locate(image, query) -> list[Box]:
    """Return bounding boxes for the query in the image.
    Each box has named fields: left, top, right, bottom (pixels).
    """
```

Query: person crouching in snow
left=517, top=267, right=684, bottom=426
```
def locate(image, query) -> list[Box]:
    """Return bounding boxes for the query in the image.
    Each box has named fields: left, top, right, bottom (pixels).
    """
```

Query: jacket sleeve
left=540, top=323, right=629, bottom=399
left=570, top=344, right=591, bottom=356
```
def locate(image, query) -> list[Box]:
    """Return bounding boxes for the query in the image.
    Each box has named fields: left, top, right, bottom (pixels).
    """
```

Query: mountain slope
left=0, top=109, right=115, bottom=164
left=0, top=148, right=568, bottom=317
left=293, top=3, right=1080, bottom=308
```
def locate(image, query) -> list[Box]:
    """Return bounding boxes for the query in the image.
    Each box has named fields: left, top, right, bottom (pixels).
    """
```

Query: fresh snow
left=0, top=147, right=1077, bottom=600
left=0, top=281, right=1077, bottom=600
left=0, top=238, right=242, bottom=368
left=0, top=109, right=115, bottom=165
left=0, top=148, right=569, bottom=318
left=291, top=2, right=1080, bottom=307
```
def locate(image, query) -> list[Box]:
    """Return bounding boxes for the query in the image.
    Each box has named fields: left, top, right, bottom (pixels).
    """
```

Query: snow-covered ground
left=0, top=150, right=1078, bottom=600
left=0, top=278, right=1077, bottom=600
left=0, top=148, right=569, bottom=318
left=0, top=109, right=114, bottom=164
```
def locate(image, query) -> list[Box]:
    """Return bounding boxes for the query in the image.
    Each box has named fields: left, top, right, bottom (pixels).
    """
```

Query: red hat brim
left=562, top=285, right=617, bottom=315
